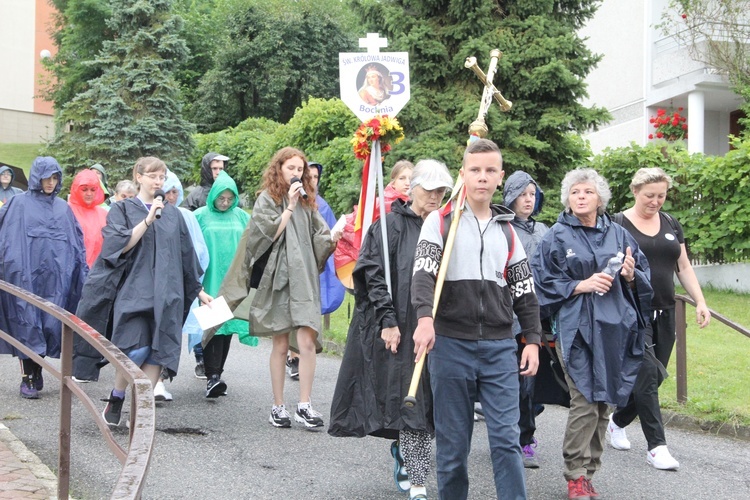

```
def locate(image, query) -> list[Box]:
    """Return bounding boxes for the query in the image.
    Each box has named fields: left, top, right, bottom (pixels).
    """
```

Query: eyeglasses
left=141, top=173, right=166, bottom=181
left=216, top=195, right=236, bottom=204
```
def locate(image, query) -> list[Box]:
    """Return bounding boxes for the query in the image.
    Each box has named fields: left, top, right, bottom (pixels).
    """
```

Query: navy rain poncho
left=0, top=157, right=87, bottom=359
left=531, top=211, right=653, bottom=407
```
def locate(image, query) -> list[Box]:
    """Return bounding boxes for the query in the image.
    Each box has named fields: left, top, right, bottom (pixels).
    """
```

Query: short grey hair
left=630, top=167, right=673, bottom=192
left=560, top=168, right=611, bottom=216
left=408, top=159, right=453, bottom=197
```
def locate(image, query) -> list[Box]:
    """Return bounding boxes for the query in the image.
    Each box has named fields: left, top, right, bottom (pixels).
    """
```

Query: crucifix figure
left=465, top=49, right=513, bottom=138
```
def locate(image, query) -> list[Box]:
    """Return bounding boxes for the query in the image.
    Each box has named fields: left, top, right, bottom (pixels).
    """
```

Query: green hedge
left=592, top=140, right=750, bottom=263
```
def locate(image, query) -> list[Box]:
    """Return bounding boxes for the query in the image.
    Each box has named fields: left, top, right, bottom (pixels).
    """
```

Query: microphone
left=291, top=177, right=308, bottom=200
left=154, top=189, right=165, bottom=219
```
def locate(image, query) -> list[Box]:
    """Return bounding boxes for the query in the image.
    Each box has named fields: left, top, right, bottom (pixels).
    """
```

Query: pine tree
left=47, top=0, right=195, bottom=181
left=350, top=0, right=610, bottom=186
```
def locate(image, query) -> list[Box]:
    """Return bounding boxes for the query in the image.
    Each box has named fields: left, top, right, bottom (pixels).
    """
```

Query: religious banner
left=335, top=33, right=410, bottom=293
left=339, top=33, right=411, bottom=122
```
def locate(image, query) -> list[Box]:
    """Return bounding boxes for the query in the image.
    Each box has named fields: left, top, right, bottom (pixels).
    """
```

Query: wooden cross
left=359, top=33, right=388, bottom=54
left=465, top=49, right=513, bottom=138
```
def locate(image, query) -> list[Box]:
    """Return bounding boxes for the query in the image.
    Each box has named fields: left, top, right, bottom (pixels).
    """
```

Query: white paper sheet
left=192, top=295, right=234, bottom=331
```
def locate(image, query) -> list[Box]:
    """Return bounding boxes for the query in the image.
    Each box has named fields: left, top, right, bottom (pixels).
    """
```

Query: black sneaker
left=286, top=356, right=299, bottom=380
left=194, top=361, right=207, bottom=380
left=102, top=391, right=124, bottom=427
left=295, top=404, right=324, bottom=428
left=269, top=405, right=292, bottom=428
left=205, top=374, right=227, bottom=398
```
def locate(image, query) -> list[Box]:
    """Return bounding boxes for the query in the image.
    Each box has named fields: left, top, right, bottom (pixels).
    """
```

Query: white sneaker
left=607, top=413, right=631, bottom=450
left=154, top=380, right=173, bottom=402
left=647, top=445, right=679, bottom=470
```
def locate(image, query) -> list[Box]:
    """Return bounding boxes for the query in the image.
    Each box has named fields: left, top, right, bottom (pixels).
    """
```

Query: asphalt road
left=1, top=338, right=749, bottom=499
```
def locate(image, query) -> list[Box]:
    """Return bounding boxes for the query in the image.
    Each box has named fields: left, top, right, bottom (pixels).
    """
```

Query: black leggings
left=203, top=335, right=232, bottom=379
left=612, top=311, right=674, bottom=449
left=21, top=358, right=41, bottom=377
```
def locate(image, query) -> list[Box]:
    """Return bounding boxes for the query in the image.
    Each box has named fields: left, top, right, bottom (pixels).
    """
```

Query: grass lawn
left=324, top=285, right=750, bottom=426
left=660, top=286, right=750, bottom=426
left=0, top=143, right=44, bottom=175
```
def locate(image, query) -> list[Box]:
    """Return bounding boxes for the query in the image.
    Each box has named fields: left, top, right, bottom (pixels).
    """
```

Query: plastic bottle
left=597, top=251, right=624, bottom=296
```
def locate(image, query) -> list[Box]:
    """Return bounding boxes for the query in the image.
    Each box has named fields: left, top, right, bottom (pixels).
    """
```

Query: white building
left=0, top=0, right=56, bottom=143
left=581, top=0, right=746, bottom=155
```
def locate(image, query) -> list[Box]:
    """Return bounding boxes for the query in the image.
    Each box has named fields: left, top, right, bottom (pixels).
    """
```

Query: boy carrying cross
left=411, top=138, right=541, bottom=500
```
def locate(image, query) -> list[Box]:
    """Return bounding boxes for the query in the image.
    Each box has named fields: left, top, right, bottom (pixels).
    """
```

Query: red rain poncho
left=69, top=169, right=108, bottom=267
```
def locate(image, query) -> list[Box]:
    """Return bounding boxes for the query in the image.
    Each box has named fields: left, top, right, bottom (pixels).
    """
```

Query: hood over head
left=28, top=156, right=63, bottom=197
left=89, top=163, right=108, bottom=184
left=503, top=170, right=544, bottom=216
left=163, top=170, right=185, bottom=207
left=206, top=170, right=240, bottom=212
left=69, top=169, right=105, bottom=207
left=0, top=165, right=15, bottom=183
left=200, top=152, right=229, bottom=187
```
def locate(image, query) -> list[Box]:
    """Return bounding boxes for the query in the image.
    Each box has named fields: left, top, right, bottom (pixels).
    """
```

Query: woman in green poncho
left=195, top=171, right=254, bottom=398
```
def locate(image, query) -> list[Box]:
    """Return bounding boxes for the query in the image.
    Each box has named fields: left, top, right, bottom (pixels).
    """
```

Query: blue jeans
left=429, top=335, right=526, bottom=500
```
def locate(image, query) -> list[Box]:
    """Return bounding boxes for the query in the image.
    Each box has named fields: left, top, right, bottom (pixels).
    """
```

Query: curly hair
left=132, top=157, right=167, bottom=187
left=560, top=168, right=611, bottom=216
left=259, top=147, right=316, bottom=209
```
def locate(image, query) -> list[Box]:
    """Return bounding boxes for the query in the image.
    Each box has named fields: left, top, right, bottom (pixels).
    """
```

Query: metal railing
left=0, top=280, right=155, bottom=499
left=674, top=294, right=750, bottom=404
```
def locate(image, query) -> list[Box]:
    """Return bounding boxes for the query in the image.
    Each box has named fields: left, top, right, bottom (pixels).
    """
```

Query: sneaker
left=585, top=478, right=599, bottom=498
left=607, top=413, right=631, bottom=450
left=409, top=486, right=428, bottom=499
left=286, top=356, right=299, bottom=380
left=20, top=376, right=39, bottom=399
left=522, top=438, right=540, bottom=468
left=205, top=375, right=227, bottom=399
left=474, top=402, right=484, bottom=421
left=391, top=440, right=411, bottom=492
left=647, top=445, right=680, bottom=470
left=72, top=376, right=92, bottom=383
left=154, top=380, right=173, bottom=402
left=269, top=405, right=292, bottom=428
left=295, top=403, right=324, bottom=428
left=194, top=361, right=207, bottom=380
left=567, top=476, right=591, bottom=500
left=102, top=391, right=124, bottom=427
left=33, top=365, right=44, bottom=391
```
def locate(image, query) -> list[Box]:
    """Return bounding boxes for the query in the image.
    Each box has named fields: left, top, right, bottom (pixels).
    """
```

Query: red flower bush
left=649, top=108, right=687, bottom=141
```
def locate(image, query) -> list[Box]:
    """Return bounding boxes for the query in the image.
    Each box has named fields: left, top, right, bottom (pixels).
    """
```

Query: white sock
left=298, top=401, right=311, bottom=410
left=410, top=486, right=427, bottom=498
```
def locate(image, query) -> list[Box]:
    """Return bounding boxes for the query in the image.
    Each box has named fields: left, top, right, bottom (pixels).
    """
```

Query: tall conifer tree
left=48, top=0, right=195, bottom=180
left=351, top=0, right=610, bottom=185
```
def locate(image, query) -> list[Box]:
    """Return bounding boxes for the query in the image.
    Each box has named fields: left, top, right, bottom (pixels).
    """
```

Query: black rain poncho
left=530, top=211, right=653, bottom=407
left=73, top=198, right=203, bottom=380
left=329, top=200, right=433, bottom=439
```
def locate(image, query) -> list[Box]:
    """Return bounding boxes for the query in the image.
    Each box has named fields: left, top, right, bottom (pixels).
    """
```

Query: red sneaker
left=585, top=478, right=599, bottom=498
left=567, top=476, right=591, bottom=500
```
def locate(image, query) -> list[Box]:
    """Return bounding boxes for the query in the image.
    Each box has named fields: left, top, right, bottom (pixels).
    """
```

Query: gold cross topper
left=465, top=49, right=513, bottom=138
